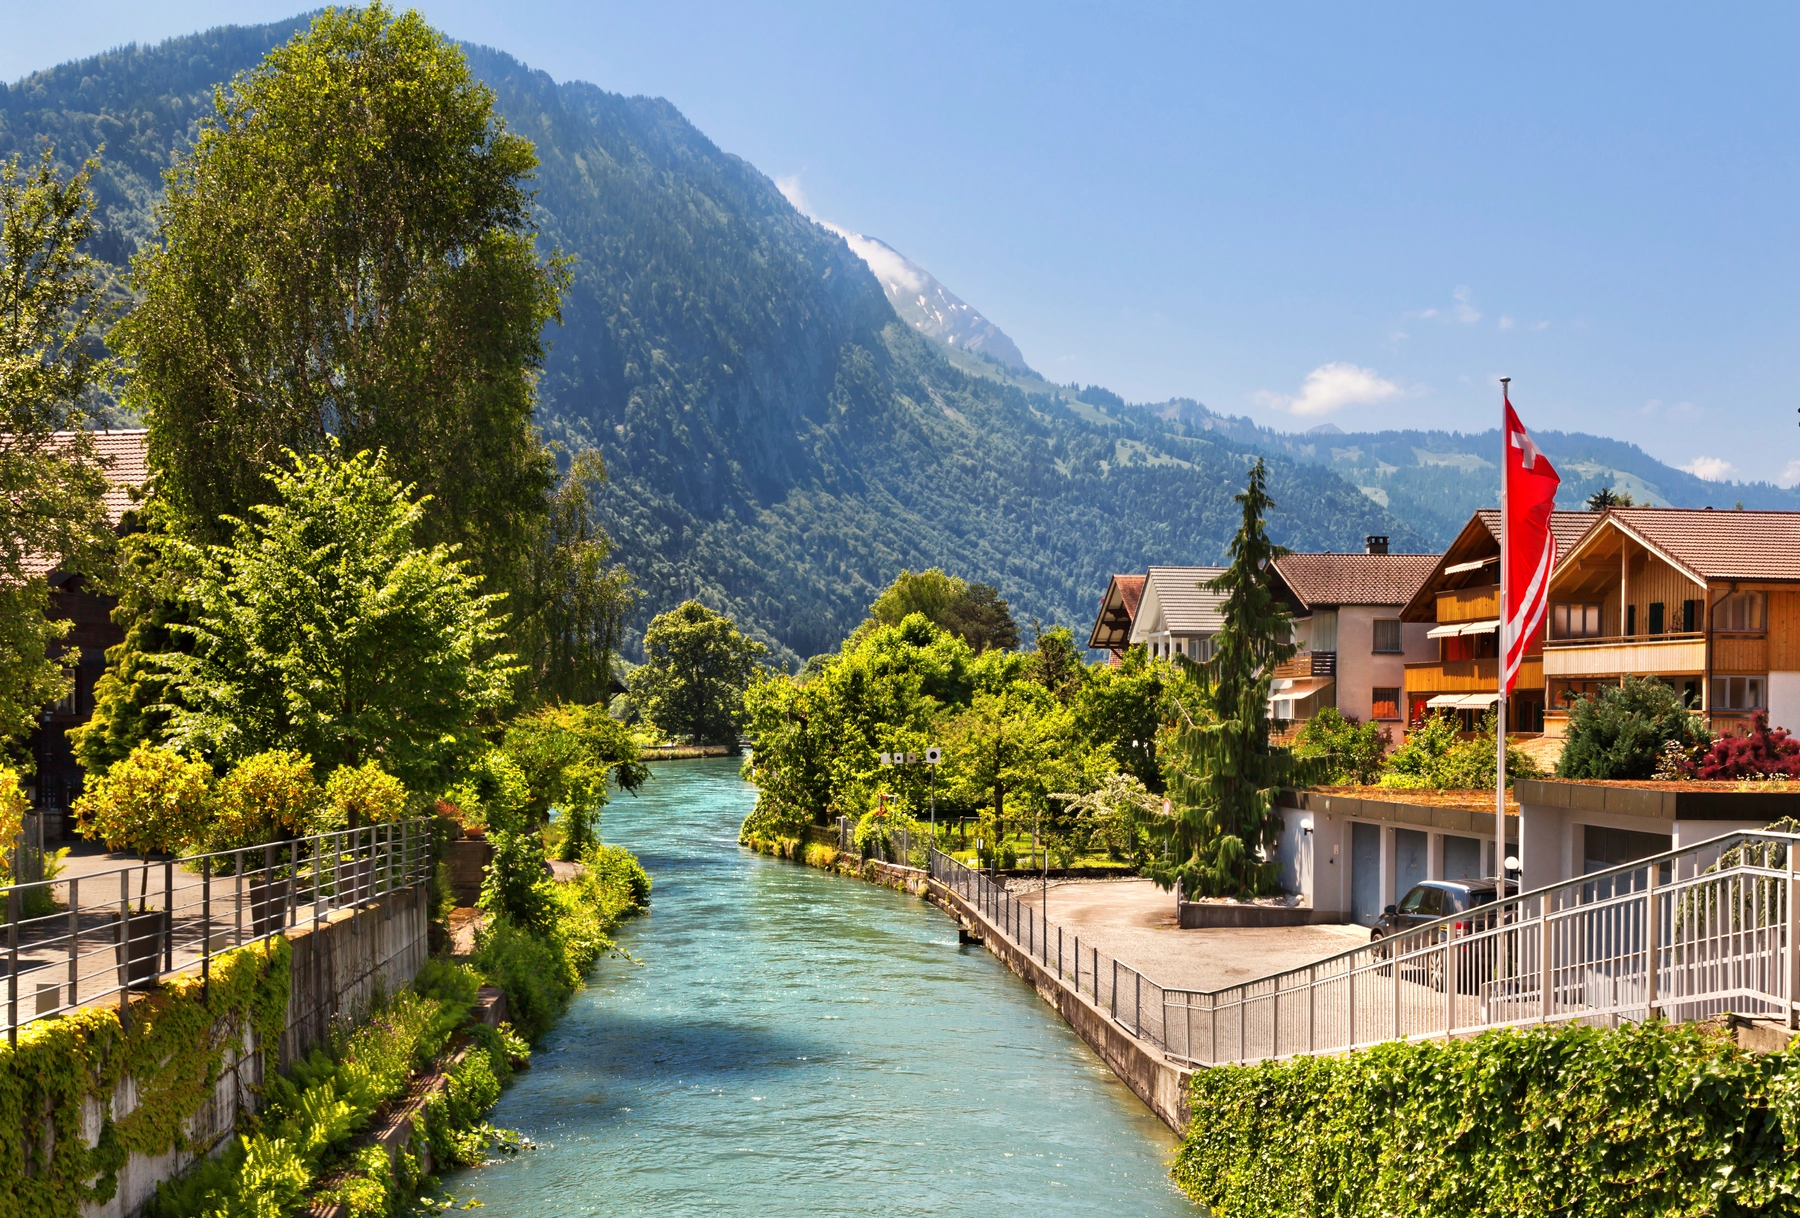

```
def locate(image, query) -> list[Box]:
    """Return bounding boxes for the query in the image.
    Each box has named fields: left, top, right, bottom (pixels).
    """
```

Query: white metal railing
left=931, top=832, right=1800, bottom=1067
left=0, top=820, right=433, bottom=1044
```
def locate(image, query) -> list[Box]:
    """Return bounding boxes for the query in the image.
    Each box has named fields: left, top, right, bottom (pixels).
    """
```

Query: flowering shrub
left=73, top=744, right=214, bottom=859
left=1694, top=712, right=1800, bottom=780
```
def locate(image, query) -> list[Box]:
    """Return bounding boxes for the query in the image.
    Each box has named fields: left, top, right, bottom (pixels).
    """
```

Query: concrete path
left=1012, top=877, right=1369, bottom=993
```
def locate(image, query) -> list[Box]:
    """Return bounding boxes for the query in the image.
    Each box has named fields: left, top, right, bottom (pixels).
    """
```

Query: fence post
left=1239, top=988, right=1246, bottom=1063
left=1111, top=957, right=1118, bottom=1019
left=1444, top=922, right=1455, bottom=1039
left=8, top=884, right=19, bottom=1046
left=1646, top=864, right=1661, bottom=1020
left=67, top=875, right=79, bottom=1011
left=1135, top=970, right=1142, bottom=1038
left=1348, top=960, right=1356, bottom=1049
left=1540, top=896, right=1554, bottom=1025
left=1059, top=926, right=1063, bottom=980
left=201, top=856, right=212, bottom=1006
left=1271, top=979, right=1279, bottom=1059
left=163, top=859, right=175, bottom=971
left=1787, top=844, right=1798, bottom=1031
left=118, top=869, right=131, bottom=1028
left=1393, top=936, right=1402, bottom=1041
left=1307, top=965, right=1316, bottom=1054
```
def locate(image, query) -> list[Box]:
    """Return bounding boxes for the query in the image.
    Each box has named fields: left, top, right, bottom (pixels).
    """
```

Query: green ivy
left=0, top=935, right=290, bottom=1217
left=1176, top=1020, right=1800, bottom=1217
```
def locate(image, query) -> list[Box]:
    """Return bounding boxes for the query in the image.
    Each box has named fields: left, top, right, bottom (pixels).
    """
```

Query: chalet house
left=23, top=430, right=149, bottom=829
left=1127, top=566, right=1229, bottom=662
left=1539, top=507, right=1800, bottom=739
left=1266, top=536, right=1439, bottom=730
left=1086, top=573, right=1147, bottom=662
left=1399, top=509, right=1599, bottom=734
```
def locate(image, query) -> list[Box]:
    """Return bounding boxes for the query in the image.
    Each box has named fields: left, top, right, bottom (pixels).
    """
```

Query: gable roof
left=1565, top=507, right=1800, bottom=585
left=1087, top=573, right=1147, bottom=651
left=1130, top=565, right=1230, bottom=641
left=1401, top=509, right=1600, bottom=621
left=1271, top=552, right=1440, bottom=610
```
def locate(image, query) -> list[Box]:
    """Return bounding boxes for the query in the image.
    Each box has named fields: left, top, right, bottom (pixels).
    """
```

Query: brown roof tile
left=1474, top=508, right=1600, bottom=560
left=1605, top=507, right=1800, bottom=582
left=1271, top=552, right=1440, bottom=608
left=16, top=430, right=149, bottom=579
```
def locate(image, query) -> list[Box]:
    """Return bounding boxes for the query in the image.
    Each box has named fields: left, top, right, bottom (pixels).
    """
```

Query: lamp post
left=878, top=746, right=943, bottom=859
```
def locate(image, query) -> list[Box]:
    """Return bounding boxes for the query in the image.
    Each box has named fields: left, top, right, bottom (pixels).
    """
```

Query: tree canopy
left=866, top=568, right=1020, bottom=654
left=0, top=150, right=114, bottom=751
left=630, top=601, right=768, bottom=745
left=150, top=445, right=517, bottom=794
left=113, top=2, right=568, bottom=606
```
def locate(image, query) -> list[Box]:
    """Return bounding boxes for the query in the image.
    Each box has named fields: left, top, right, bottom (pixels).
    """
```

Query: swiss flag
left=1502, top=388, right=1561, bottom=694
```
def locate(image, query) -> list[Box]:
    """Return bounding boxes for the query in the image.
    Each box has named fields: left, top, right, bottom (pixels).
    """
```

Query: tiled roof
left=1115, top=573, right=1145, bottom=618
left=1087, top=573, right=1148, bottom=651
left=1473, top=509, right=1601, bottom=561
left=1136, top=565, right=1230, bottom=636
left=1271, top=552, right=1439, bottom=608
left=1606, top=507, right=1800, bottom=583
left=17, top=430, right=149, bottom=578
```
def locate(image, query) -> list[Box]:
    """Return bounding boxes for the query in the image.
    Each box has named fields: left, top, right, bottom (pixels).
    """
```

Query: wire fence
left=930, top=831, right=1800, bottom=1067
left=0, top=820, right=434, bottom=1045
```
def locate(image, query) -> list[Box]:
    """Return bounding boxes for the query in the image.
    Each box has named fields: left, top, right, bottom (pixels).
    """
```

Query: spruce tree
left=1153, top=459, right=1297, bottom=898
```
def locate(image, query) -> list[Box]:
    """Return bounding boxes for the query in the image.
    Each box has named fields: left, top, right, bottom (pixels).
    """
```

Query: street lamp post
left=878, top=746, right=944, bottom=861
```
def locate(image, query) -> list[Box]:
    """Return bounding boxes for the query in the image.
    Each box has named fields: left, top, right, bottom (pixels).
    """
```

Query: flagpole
left=1498, top=377, right=1511, bottom=888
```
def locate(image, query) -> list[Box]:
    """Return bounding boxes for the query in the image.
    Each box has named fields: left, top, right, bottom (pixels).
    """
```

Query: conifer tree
left=1152, top=459, right=1298, bottom=898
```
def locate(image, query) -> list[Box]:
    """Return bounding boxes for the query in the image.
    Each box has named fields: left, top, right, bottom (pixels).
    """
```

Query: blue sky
left=6, top=2, right=1799, bottom=484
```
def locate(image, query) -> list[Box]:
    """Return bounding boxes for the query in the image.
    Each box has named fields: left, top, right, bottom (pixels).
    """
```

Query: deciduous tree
left=631, top=601, right=768, bottom=745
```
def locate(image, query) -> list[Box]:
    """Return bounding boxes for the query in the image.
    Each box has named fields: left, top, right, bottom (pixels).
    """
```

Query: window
left=1552, top=603, right=1603, bottom=639
left=1372, top=619, right=1403, bottom=653
left=1683, top=599, right=1698, bottom=632
left=1371, top=687, right=1400, bottom=720
left=1711, top=676, right=1767, bottom=711
left=1647, top=602, right=1665, bottom=634
left=1625, top=605, right=1636, bottom=637
left=1717, top=591, right=1766, bottom=632
left=1398, top=886, right=1427, bottom=914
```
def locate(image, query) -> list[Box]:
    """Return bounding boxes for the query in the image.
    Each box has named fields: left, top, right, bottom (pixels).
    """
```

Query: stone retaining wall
left=84, top=884, right=431, bottom=1218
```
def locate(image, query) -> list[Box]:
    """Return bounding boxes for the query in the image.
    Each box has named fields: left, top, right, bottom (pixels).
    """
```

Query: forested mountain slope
left=1, top=19, right=1416, bottom=666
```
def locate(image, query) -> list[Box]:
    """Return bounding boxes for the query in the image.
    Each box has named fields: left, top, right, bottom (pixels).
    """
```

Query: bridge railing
left=930, top=831, right=1799, bottom=1066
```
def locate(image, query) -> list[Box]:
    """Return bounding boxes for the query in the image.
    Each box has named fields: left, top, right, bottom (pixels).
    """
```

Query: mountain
left=0, top=19, right=1418, bottom=668
left=823, top=227, right=1031, bottom=372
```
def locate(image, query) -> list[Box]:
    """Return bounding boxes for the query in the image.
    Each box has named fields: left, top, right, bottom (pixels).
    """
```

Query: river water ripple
left=437, top=757, right=1200, bottom=1216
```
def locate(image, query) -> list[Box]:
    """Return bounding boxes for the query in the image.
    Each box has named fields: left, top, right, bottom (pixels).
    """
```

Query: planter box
left=112, top=909, right=171, bottom=987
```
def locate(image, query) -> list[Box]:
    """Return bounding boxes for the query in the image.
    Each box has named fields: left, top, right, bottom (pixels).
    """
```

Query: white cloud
left=1404, top=307, right=1439, bottom=321
left=1681, top=456, right=1734, bottom=482
left=1498, top=315, right=1515, bottom=332
left=1256, top=362, right=1403, bottom=418
left=836, top=231, right=926, bottom=295
left=775, top=175, right=811, bottom=216
left=1779, top=460, right=1800, bottom=489
left=1532, top=320, right=1550, bottom=332
left=1452, top=285, right=1481, bottom=324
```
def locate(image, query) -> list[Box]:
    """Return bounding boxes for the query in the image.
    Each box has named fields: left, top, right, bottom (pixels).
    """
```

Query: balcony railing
left=1273, top=650, right=1336, bottom=680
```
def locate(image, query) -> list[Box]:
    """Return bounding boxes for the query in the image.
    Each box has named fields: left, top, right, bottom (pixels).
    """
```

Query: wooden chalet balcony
left=1272, top=650, right=1336, bottom=679
left=1437, top=584, right=1498, bottom=624
left=1403, top=656, right=1541, bottom=697
left=1541, top=632, right=1710, bottom=679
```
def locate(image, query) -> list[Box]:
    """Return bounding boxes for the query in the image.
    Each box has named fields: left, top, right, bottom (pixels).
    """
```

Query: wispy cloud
left=1780, top=460, right=1800, bottom=489
left=1681, top=456, right=1734, bottom=482
left=1256, top=363, right=1403, bottom=418
left=1498, top=315, right=1515, bottom=332
left=775, top=175, right=811, bottom=216
left=1452, top=285, right=1481, bottom=324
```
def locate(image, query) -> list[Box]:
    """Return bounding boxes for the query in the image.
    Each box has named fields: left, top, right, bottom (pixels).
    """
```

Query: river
left=437, top=757, right=1200, bottom=1215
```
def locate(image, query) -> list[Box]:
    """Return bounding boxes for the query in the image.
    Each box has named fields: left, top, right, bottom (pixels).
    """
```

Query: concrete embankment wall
left=86, top=885, right=430, bottom=1218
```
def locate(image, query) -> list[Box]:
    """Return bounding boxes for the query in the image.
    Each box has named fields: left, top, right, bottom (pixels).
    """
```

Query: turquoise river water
left=438, top=757, right=1200, bottom=1215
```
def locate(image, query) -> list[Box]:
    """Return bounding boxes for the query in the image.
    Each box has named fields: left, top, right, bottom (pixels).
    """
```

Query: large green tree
left=631, top=601, right=768, bottom=745
left=151, top=445, right=518, bottom=794
left=112, top=2, right=568, bottom=601
left=1153, top=460, right=1298, bottom=898
left=0, top=151, right=114, bottom=751
left=865, top=568, right=1021, bottom=655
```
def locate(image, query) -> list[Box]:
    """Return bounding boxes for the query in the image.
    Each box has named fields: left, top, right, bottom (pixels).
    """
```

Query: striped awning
left=1426, top=619, right=1500, bottom=639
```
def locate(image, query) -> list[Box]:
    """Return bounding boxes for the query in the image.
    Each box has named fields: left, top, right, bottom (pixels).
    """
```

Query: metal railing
left=0, top=820, right=433, bottom=1044
left=930, top=831, right=1800, bottom=1067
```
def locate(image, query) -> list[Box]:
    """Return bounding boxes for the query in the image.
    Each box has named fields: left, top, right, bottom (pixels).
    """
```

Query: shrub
left=1175, top=1019, right=1800, bottom=1217
left=321, top=762, right=409, bottom=830
left=478, top=826, right=555, bottom=932
left=1557, top=676, right=1711, bottom=780
left=0, top=766, right=25, bottom=884
left=1695, top=712, right=1800, bottom=781
left=854, top=804, right=923, bottom=860
left=1292, top=708, right=1389, bottom=785
left=1380, top=710, right=1540, bottom=790
left=211, top=749, right=320, bottom=850
left=73, top=743, right=214, bottom=860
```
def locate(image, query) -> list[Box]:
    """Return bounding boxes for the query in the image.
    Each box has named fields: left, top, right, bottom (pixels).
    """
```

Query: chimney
left=1365, top=535, right=1389, bottom=555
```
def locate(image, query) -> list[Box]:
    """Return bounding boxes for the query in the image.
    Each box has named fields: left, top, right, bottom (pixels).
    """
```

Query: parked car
left=1369, top=878, right=1517, bottom=991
